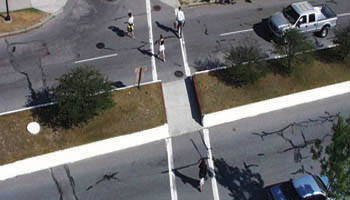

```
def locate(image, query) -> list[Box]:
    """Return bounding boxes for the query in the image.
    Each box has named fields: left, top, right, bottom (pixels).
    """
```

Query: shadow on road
left=193, top=54, right=224, bottom=71
left=108, top=26, right=125, bottom=37
left=253, top=18, right=273, bottom=42
left=214, top=158, right=266, bottom=200
left=155, top=21, right=177, bottom=37
left=173, top=169, right=200, bottom=191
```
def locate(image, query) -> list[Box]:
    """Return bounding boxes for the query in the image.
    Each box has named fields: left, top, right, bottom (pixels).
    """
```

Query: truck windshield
left=283, top=5, right=300, bottom=25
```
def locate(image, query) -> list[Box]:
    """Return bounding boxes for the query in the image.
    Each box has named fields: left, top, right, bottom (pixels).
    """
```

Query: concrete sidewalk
left=0, top=0, right=67, bottom=14
left=162, top=78, right=202, bottom=136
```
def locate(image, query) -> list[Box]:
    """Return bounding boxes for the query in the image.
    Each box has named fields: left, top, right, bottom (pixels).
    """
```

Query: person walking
left=175, top=6, right=185, bottom=38
left=127, top=11, right=135, bottom=38
left=157, top=34, right=165, bottom=62
left=198, top=158, right=208, bottom=192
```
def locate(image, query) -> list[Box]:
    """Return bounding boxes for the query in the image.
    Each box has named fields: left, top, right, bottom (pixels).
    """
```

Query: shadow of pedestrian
left=155, top=21, right=177, bottom=37
left=173, top=169, right=200, bottom=191
left=108, top=26, right=125, bottom=37
left=253, top=18, right=273, bottom=42
left=214, top=158, right=266, bottom=200
left=137, top=46, right=157, bottom=59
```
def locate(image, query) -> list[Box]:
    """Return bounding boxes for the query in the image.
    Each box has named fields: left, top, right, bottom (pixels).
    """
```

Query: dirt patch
left=0, top=8, right=48, bottom=33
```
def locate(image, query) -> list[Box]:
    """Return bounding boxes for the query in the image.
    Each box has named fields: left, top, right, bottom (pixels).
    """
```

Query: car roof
left=292, top=175, right=324, bottom=198
left=292, top=1, right=315, bottom=15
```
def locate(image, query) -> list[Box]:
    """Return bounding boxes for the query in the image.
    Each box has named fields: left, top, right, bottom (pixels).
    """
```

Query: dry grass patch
left=0, top=8, right=48, bottom=33
left=0, top=83, right=166, bottom=165
left=195, top=58, right=350, bottom=114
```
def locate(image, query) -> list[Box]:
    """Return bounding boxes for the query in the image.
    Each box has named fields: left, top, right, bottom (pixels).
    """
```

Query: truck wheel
left=320, top=26, right=329, bottom=38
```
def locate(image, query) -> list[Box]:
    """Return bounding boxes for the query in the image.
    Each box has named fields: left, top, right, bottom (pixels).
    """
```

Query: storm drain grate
left=174, top=71, right=184, bottom=77
left=153, top=5, right=161, bottom=11
left=96, top=42, right=105, bottom=49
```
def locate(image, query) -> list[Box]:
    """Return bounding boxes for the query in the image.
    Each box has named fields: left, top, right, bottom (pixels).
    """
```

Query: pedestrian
left=127, top=11, right=135, bottom=38
left=198, top=158, right=208, bottom=192
left=157, top=34, right=165, bottom=62
left=175, top=6, right=185, bottom=38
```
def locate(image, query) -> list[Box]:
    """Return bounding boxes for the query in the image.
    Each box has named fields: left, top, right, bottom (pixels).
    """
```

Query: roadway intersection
left=0, top=0, right=349, bottom=112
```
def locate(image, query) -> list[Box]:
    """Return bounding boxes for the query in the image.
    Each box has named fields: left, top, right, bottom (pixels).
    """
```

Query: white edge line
left=74, top=53, right=119, bottom=64
left=203, top=129, right=220, bottom=200
left=338, top=13, right=350, bottom=17
left=166, top=138, right=178, bottom=200
left=180, top=36, right=191, bottom=77
left=219, top=29, right=253, bottom=37
left=193, top=44, right=338, bottom=76
left=0, top=80, right=161, bottom=117
left=146, top=0, right=158, bottom=81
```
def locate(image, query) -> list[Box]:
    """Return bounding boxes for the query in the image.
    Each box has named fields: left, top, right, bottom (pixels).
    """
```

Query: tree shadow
left=253, top=18, right=273, bottom=42
left=108, top=26, right=125, bottom=37
left=112, top=81, right=126, bottom=89
left=214, top=158, right=266, bottom=200
left=173, top=169, right=200, bottom=191
left=193, top=55, right=224, bottom=71
left=266, top=59, right=291, bottom=77
left=313, top=47, right=343, bottom=64
left=155, top=21, right=177, bottom=37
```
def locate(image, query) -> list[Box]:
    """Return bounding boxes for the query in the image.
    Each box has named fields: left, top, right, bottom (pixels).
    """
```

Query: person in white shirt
left=127, top=12, right=135, bottom=38
left=176, top=7, right=185, bottom=38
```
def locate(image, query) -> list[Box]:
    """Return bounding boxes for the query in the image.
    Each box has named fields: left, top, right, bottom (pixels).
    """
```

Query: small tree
left=334, top=23, right=350, bottom=63
left=310, top=116, right=350, bottom=199
left=273, top=29, right=314, bottom=73
left=54, top=67, right=114, bottom=128
left=215, top=40, right=266, bottom=86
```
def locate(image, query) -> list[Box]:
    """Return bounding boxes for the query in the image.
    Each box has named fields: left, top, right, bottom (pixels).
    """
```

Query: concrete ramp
left=162, top=79, right=202, bottom=136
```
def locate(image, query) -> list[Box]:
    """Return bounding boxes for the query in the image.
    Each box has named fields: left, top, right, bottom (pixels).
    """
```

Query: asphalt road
left=1, top=93, right=350, bottom=200
left=1, top=0, right=350, bottom=112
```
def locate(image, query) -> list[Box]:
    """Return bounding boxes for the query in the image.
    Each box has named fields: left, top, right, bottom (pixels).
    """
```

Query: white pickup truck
left=268, top=1, right=337, bottom=38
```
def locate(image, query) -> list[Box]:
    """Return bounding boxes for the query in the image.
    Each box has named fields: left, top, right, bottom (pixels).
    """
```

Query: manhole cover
left=96, top=42, right=105, bottom=49
left=153, top=5, right=161, bottom=11
left=174, top=71, right=184, bottom=77
left=257, top=8, right=263, bottom=11
left=27, top=122, right=40, bottom=135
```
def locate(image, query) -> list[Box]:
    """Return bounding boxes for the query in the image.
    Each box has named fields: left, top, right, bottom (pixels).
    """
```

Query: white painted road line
left=146, top=0, right=158, bottom=81
left=179, top=36, right=191, bottom=77
left=203, top=129, right=220, bottom=200
left=74, top=53, right=118, bottom=64
left=166, top=138, right=178, bottom=200
left=219, top=28, right=253, bottom=37
left=338, top=13, right=350, bottom=17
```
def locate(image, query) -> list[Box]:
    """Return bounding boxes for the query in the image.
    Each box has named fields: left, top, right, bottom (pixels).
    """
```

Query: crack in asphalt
left=64, top=165, right=79, bottom=200
left=50, top=168, right=64, bottom=200
left=86, top=171, right=120, bottom=191
left=252, top=112, right=339, bottom=141
left=252, top=112, right=339, bottom=164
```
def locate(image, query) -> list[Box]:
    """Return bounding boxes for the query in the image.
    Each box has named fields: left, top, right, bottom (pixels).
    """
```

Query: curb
left=0, top=5, right=64, bottom=38
left=0, top=124, right=169, bottom=181
left=203, top=81, right=350, bottom=127
left=0, top=80, right=161, bottom=117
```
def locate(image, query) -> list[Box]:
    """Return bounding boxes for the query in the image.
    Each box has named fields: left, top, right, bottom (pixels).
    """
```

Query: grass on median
left=0, top=83, right=166, bottom=165
left=194, top=50, right=350, bottom=114
left=0, top=8, right=48, bottom=33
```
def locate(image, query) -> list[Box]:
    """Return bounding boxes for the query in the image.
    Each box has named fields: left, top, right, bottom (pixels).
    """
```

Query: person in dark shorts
left=198, top=158, right=208, bottom=192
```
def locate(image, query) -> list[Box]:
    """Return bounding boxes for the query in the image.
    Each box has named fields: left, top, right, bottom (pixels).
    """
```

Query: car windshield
left=283, top=5, right=300, bottom=25
left=280, top=182, right=303, bottom=200
left=313, top=176, right=328, bottom=194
